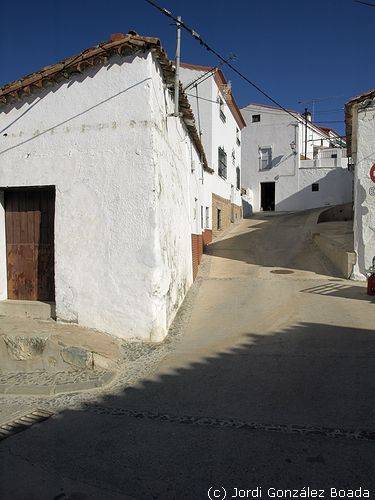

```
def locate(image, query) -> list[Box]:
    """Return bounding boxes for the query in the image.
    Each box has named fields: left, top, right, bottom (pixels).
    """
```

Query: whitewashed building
left=346, top=89, right=375, bottom=280
left=180, top=64, right=246, bottom=240
left=241, top=103, right=353, bottom=213
left=0, top=32, right=211, bottom=342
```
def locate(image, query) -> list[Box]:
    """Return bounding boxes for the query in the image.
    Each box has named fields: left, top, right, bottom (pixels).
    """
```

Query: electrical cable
left=145, top=0, right=321, bottom=127
left=145, top=0, right=347, bottom=142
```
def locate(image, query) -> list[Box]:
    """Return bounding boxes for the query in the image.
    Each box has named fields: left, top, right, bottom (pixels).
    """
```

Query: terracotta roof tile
left=0, top=32, right=213, bottom=174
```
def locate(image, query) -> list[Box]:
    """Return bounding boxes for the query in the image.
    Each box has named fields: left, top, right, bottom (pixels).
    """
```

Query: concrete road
left=1, top=211, right=375, bottom=500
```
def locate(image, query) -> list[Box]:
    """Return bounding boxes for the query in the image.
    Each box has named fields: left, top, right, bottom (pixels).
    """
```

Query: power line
left=183, top=54, right=236, bottom=92
left=144, top=0, right=347, bottom=146
left=298, top=95, right=345, bottom=104
left=315, top=120, right=344, bottom=124
left=354, top=0, right=375, bottom=6
left=314, top=109, right=344, bottom=115
left=144, top=0, right=309, bottom=127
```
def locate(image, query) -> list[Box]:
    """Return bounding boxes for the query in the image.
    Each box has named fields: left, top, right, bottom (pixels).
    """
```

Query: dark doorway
left=260, top=182, right=275, bottom=211
left=5, top=187, right=55, bottom=301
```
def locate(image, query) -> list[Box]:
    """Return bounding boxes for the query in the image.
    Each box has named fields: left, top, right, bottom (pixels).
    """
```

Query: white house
left=0, top=32, right=211, bottom=342
left=346, top=89, right=375, bottom=280
left=241, top=103, right=353, bottom=213
left=180, top=63, right=246, bottom=240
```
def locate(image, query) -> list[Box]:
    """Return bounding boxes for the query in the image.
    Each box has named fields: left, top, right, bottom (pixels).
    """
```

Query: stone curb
left=0, top=371, right=115, bottom=396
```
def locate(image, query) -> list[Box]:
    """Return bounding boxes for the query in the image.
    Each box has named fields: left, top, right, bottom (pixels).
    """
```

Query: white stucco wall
left=0, top=51, right=203, bottom=341
left=180, top=67, right=242, bottom=216
left=241, top=105, right=299, bottom=212
left=241, top=104, right=352, bottom=213
left=353, top=100, right=375, bottom=280
left=148, top=57, right=203, bottom=338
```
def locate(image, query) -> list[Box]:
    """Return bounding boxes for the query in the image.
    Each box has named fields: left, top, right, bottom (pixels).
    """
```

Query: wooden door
left=5, top=188, right=55, bottom=301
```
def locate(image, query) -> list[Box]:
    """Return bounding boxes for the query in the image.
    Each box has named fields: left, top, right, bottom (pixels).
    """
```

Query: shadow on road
left=1, top=322, right=375, bottom=498
left=300, top=283, right=372, bottom=302
left=206, top=213, right=339, bottom=277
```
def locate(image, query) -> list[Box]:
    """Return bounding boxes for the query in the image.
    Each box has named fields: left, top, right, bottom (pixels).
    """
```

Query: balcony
left=300, top=148, right=348, bottom=169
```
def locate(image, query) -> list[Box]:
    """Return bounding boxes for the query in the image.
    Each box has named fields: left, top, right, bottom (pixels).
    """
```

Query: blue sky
left=1, top=0, right=373, bottom=134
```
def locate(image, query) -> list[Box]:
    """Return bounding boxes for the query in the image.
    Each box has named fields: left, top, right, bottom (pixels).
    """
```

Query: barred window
left=259, top=146, right=272, bottom=171
left=236, top=166, right=241, bottom=190
left=218, top=147, right=227, bottom=179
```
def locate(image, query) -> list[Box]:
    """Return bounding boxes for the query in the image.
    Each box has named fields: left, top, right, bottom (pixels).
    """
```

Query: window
left=259, top=146, right=272, bottom=171
left=252, top=114, right=261, bottom=123
left=218, top=147, right=227, bottom=179
left=312, top=183, right=319, bottom=192
left=236, top=127, right=241, bottom=146
left=217, top=208, right=222, bottom=230
left=236, top=166, right=241, bottom=190
left=205, top=207, right=209, bottom=228
left=201, top=206, right=204, bottom=229
left=232, top=149, right=236, bottom=165
left=219, top=97, right=226, bottom=122
left=331, top=153, right=337, bottom=159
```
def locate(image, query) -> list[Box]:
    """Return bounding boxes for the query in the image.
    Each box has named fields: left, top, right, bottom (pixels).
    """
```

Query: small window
left=217, top=208, right=222, bottom=230
left=205, top=207, right=209, bottom=228
left=236, top=166, right=241, bottom=190
left=312, top=183, right=319, bottom=192
left=219, top=97, right=226, bottom=122
left=331, top=153, right=337, bottom=159
left=252, top=114, right=261, bottom=123
left=201, top=206, right=204, bottom=229
left=218, top=147, right=227, bottom=179
left=259, top=146, right=272, bottom=171
left=236, top=127, right=241, bottom=146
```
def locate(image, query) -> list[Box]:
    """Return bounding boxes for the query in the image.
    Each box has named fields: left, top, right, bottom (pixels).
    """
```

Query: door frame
left=0, top=185, right=56, bottom=302
left=260, top=181, right=275, bottom=212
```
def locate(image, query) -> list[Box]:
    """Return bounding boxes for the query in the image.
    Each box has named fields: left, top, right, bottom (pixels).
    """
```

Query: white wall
left=209, top=77, right=242, bottom=208
left=0, top=51, right=203, bottom=341
left=180, top=67, right=242, bottom=218
left=286, top=166, right=353, bottom=211
left=241, top=105, right=299, bottom=212
left=241, top=104, right=353, bottom=213
left=353, top=100, right=375, bottom=280
left=148, top=57, right=203, bottom=339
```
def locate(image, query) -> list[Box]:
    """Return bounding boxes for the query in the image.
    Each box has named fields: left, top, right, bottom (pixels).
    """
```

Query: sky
left=1, top=0, right=374, bottom=134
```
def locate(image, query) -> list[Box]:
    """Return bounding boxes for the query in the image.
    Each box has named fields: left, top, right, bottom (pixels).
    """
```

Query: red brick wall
left=191, top=234, right=203, bottom=280
left=203, top=229, right=212, bottom=246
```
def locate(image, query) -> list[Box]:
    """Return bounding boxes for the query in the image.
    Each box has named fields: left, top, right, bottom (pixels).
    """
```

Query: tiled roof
left=180, top=62, right=246, bottom=130
left=0, top=32, right=213, bottom=173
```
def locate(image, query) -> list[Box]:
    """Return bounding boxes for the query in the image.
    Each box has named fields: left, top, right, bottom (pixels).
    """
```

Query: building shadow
left=300, top=282, right=372, bottom=302
left=1, top=322, right=375, bottom=498
left=205, top=212, right=340, bottom=276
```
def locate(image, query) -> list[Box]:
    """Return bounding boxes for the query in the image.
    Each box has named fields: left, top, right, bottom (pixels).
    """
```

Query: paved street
left=1, top=210, right=375, bottom=500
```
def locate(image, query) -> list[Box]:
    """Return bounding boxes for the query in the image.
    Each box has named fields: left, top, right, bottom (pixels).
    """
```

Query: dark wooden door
left=5, top=188, right=55, bottom=301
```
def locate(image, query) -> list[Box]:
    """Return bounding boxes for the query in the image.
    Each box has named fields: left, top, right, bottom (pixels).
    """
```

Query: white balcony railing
left=300, top=147, right=348, bottom=169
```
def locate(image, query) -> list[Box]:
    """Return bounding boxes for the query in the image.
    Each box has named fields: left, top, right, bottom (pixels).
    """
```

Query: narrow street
left=1, top=211, right=375, bottom=499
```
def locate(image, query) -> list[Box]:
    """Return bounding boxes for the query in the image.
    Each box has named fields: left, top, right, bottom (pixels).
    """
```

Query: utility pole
left=304, top=107, right=308, bottom=159
left=174, top=16, right=181, bottom=117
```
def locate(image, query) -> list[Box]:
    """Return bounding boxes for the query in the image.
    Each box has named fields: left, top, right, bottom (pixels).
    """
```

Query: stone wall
left=211, top=193, right=242, bottom=239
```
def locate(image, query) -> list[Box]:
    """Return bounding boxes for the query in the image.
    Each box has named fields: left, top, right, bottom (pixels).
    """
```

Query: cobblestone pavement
left=0, top=255, right=208, bottom=423
left=0, top=369, right=114, bottom=396
left=1, top=214, right=375, bottom=499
